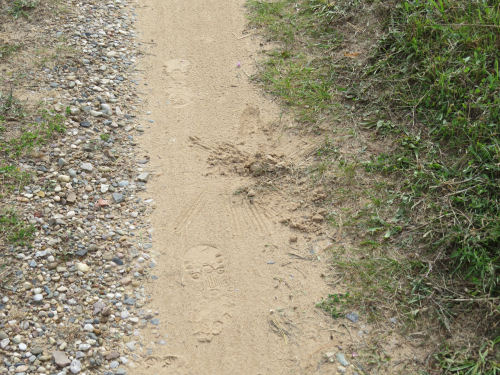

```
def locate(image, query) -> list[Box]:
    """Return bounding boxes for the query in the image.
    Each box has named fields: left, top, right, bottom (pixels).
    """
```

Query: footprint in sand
left=238, top=104, right=262, bottom=136
left=191, top=304, right=233, bottom=343
left=182, top=245, right=234, bottom=342
left=183, top=245, right=230, bottom=293
left=162, top=59, right=194, bottom=107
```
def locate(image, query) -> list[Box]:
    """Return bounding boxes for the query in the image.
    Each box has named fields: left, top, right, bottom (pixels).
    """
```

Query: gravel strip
left=0, top=0, right=157, bottom=374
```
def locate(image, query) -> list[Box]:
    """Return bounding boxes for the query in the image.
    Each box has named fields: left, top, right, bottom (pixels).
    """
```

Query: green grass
left=0, top=44, right=21, bottom=60
left=316, top=292, right=350, bottom=319
left=0, top=164, right=31, bottom=198
left=0, top=210, right=35, bottom=246
left=8, top=0, right=38, bottom=19
left=248, top=0, right=500, bottom=373
left=0, top=108, right=66, bottom=157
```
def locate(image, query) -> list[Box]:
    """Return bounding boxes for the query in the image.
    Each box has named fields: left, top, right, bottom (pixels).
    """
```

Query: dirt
left=132, top=0, right=424, bottom=374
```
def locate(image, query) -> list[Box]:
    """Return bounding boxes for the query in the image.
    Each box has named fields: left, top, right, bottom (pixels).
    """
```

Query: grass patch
left=0, top=101, right=66, bottom=157
left=316, top=292, right=350, bottom=319
left=248, top=0, right=500, bottom=373
left=0, top=210, right=35, bottom=246
left=0, top=44, right=21, bottom=60
left=0, top=164, right=31, bottom=197
left=8, top=0, right=38, bottom=19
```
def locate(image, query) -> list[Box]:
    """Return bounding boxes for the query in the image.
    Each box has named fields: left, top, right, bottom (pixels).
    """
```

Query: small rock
left=66, top=192, right=77, bottom=203
left=136, top=172, right=149, bottom=182
left=53, top=351, right=71, bottom=367
left=70, top=359, right=82, bottom=374
left=105, top=352, right=120, bottom=360
left=112, top=193, right=124, bottom=203
left=346, top=312, right=359, bottom=323
left=31, top=347, right=43, bottom=355
left=76, top=262, right=90, bottom=273
left=80, top=162, right=93, bottom=172
left=0, top=338, right=9, bottom=349
left=336, top=352, right=349, bottom=367
left=325, top=352, right=335, bottom=363
left=15, top=365, right=28, bottom=373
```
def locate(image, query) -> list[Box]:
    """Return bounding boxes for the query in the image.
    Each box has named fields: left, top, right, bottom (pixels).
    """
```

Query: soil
left=131, top=0, right=424, bottom=374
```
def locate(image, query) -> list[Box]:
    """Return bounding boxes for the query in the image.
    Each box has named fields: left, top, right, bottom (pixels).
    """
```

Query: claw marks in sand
left=173, top=192, right=206, bottom=233
left=228, top=197, right=275, bottom=235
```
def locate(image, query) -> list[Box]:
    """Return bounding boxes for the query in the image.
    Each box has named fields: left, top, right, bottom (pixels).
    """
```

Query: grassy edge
left=246, top=0, right=500, bottom=373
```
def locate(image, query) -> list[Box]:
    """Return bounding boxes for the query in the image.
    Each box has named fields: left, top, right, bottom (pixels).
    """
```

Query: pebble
left=336, top=352, right=349, bottom=367
left=70, top=359, right=82, bottom=374
left=53, top=351, right=71, bottom=368
left=112, top=193, right=125, bottom=203
left=76, top=262, right=90, bottom=273
left=80, top=162, right=94, bottom=172
left=136, top=172, right=149, bottom=182
left=0, top=338, right=9, bottom=349
left=346, top=312, right=359, bottom=323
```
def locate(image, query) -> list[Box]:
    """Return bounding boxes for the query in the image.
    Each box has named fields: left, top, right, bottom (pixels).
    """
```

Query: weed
left=0, top=109, right=65, bottom=157
left=435, top=337, right=500, bottom=375
left=8, top=0, right=38, bottom=19
left=0, top=164, right=31, bottom=197
left=316, top=292, right=350, bottom=319
left=100, top=133, right=110, bottom=142
left=0, top=210, right=35, bottom=246
left=0, top=44, right=21, bottom=60
left=0, top=91, right=24, bottom=120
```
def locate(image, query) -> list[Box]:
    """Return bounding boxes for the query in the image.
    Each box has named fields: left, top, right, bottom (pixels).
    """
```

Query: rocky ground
left=0, top=0, right=160, bottom=374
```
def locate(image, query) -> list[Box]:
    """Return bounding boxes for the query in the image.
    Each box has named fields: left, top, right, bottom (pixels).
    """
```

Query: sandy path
left=133, top=1, right=341, bottom=373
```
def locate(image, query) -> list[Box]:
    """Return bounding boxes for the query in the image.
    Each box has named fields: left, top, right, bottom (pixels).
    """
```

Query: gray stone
left=346, top=312, right=359, bottom=323
left=136, top=173, right=149, bottom=182
left=80, top=162, right=94, bottom=172
left=53, top=351, right=71, bottom=367
left=336, top=352, right=349, bottom=367
left=31, top=347, right=43, bottom=355
left=112, top=193, right=124, bottom=203
left=0, top=338, right=9, bottom=349
left=70, top=359, right=82, bottom=374
left=101, top=103, right=112, bottom=115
